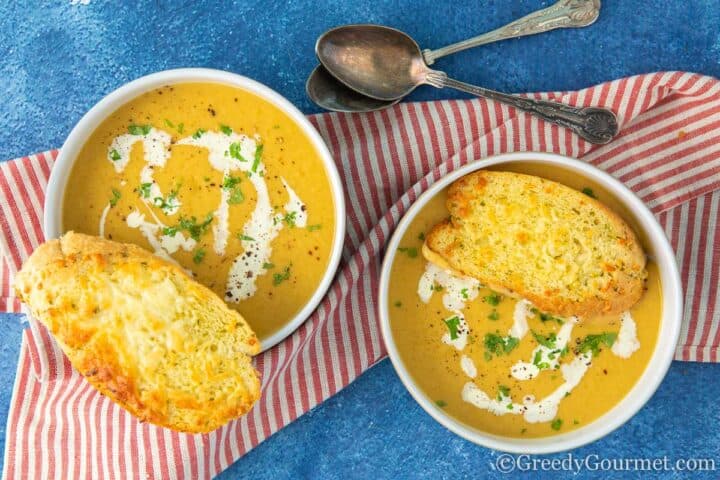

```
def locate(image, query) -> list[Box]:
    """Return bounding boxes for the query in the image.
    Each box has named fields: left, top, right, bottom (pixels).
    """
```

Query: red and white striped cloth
left=1, top=71, right=719, bottom=479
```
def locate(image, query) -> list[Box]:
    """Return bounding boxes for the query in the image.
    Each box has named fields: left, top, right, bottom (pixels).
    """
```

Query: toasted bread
left=424, top=171, right=647, bottom=318
left=14, top=232, right=261, bottom=433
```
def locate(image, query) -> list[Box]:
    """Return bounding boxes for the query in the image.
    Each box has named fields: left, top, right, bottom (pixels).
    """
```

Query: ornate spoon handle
left=427, top=73, right=617, bottom=144
left=423, top=0, right=601, bottom=65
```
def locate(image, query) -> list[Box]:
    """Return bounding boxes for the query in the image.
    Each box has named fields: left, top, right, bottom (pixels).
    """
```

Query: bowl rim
left=378, top=151, right=683, bottom=454
left=44, top=67, right=346, bottom=352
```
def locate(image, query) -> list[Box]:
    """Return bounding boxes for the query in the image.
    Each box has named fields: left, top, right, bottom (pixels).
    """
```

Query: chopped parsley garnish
left=506, top=403, right=514, bottom=410
left=192, top=248, right=206, bottom=264
left=251, top=144, right=263, bottom=172
left=109, top=188, right=121, bottom=207
left=484, top=333, right=519, bottom=359
left=532, top=350, right=550, bottom=369
left=443, top=316, right=461, bottom=340
left=109, top=149, right=121, bottom=161
left=487, top=309, right=500, bottom=321
left=152, top=183, right=181, bottom=211
left=531, top=307, right=564, bottom=325
left=222, top=175, right=244, bottom=204
left=164, top=119, right=184, bottom=133
left=166, top=213, right=214, bottom=241
left=220, top=124, right=232, bottom=135
left=531, top=330, right=557, bottom=349
left=550, top=419, right=563, bottom=431
left=484, top=292, right=502, bottom=306
left=460, top=288, right=469, bottom=300
left=573, top=419, right=580, bottom=425
left=582, top=187, right=597, bottom=199
left=418, top=232, right=425, bottom=241
left=398, top=247, right=418, bottom=258
left=222, top=175, right=241, bottom=189
left=273, top=265, right=291, bottom=286
left=263, top=262, right=275, bottom=269
left=435, top=400, right=447, bottom=408
left=238, top=234, right=255, bottom=242
left=128, top=124, right=151, bottom=136
left=138, top=182, right=153, bottom=199
left=307, top=224, right=322, bottom=232
left=192, top=128, right=206, bottom=139
left=228, top=142, right=247, bottom=161
left=577, top=332, right=617, bottom=356
left=498, top=385, right=510, bottom=398
left=162, top=226, right=178, bottom=237
left=431, top=283, right=444, bottom=292
left=283, top=211, right=297, bottom=227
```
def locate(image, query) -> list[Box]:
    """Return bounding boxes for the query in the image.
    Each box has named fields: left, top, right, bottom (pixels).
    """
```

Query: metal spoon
left=308, top=0, right=601, bottom=114
left=316, top=30, right=616, bottom=144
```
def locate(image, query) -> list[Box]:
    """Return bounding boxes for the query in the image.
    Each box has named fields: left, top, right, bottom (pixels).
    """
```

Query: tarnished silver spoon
left=316, top=23, right=616, bottom=144
left=308, top=0, right=601, bottom=114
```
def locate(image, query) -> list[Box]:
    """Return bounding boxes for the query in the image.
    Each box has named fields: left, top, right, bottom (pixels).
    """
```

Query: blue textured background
left=1, top=1, right=720, bottom=478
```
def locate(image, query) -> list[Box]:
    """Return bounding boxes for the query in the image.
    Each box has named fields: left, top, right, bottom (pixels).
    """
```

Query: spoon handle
left=427, top=73, right=617, bottom=145
left=423, top=0, right=601, bottom=65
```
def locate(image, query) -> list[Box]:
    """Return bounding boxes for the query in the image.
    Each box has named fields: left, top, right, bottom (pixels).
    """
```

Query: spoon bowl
left=306, top=65, right=398, bottom=113
left=316, top=24, right=427, bottom=101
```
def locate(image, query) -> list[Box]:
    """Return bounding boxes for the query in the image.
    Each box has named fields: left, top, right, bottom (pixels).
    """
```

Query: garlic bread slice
left=14, top=232, right=261, bottom=433
left=425, top=171, right=647, bottom=318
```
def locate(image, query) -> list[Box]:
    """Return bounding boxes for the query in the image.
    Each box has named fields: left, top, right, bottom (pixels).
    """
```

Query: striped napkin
left=1, top=72, right=719, bottom=479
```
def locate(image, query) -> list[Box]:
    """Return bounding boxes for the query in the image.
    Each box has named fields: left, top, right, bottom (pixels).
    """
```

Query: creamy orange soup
left=388, top=167, right=661, bottom=438
left=64, top=83, right=336, bottom=341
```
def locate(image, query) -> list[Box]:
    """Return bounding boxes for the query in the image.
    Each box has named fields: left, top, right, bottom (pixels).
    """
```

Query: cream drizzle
left=612, top=311, right=640, bottom=358
left=418, top=262, right=481, bottom=311
left=213, top=182, right=231, bottom=255
left=462, top=352, right=593, bottom=422
left=107, top=128, right=180, bottom=216
left=509, top=299, right=532, bottom=340
left=98, top=204, right=111, bottom=238
left=281, top=178, right=308, bottom=227
left=104, top=128, right=308, bottom=303
left=460, top=355, right=477, bottom=379
left=441, top=312, right=469, bottom=351
left=416, top=260, right=641, bottom=425
left=511, top=317, right=578, bottom=381
left=125, top=210, right=196, bottom=263
left=177, top=132, right=306, bottom=302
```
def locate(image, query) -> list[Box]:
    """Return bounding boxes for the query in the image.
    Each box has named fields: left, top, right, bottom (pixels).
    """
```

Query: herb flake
left=109, top=188, right=121, bottom=207
left=128, top=124, right=151, bottom=136
left=443, top=316, right=461, bottom=340
left=398, top=247, right=418, bottom=258
left=192, top=248, right=206, bottom=264
left=273, top=265, right=291, bottom=286
left=577, top=332, right=617, bottom=356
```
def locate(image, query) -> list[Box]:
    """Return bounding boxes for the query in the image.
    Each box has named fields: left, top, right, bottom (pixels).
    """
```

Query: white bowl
left=378, top=151, right=682, bottom=454
left=44, top=68, right=346, bottom=352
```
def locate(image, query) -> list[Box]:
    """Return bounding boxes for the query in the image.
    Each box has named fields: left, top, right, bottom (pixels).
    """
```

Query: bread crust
left=424, top=171, right=647, bottom=318
left=14, top=232, right=261, bottom=433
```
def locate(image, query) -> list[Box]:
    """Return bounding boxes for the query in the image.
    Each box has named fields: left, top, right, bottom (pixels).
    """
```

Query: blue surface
left=1, top=1, right=720, bottom=478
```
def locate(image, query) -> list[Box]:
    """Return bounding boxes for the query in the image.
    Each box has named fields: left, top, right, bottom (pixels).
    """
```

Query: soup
left=387, top=173, right=662, bottom=438
left=63, top=83, right=336, bottom=341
